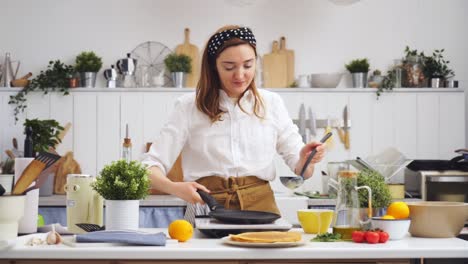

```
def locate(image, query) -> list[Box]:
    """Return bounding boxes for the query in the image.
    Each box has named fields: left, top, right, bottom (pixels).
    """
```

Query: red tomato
left=351, top=231, right=365, bottom=243
left=378, top=231, right=390, bottom=243
left=365, top=231, right=380, bottom=244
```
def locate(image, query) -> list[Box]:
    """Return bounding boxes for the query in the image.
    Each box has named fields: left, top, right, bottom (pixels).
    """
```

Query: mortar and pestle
left=11, top=72, right=32, bottom=87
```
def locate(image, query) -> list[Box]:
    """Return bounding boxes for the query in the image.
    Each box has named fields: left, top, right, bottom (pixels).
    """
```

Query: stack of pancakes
left=229, top=231, right=302, bottom=243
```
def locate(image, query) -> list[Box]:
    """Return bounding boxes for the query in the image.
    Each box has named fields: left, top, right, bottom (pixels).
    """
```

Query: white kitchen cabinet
left=0, top=88, right=465, bottom=194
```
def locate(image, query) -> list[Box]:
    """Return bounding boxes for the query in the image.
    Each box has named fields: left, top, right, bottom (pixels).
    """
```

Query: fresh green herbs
left=357, top=169, right=392, bottom=209
left=311, top=232, right=342, bottom=242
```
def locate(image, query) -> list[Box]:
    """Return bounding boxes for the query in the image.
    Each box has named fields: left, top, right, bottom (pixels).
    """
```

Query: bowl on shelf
left=11, top=79, right=30, bottom=88
left=310, top=73, right=343, bottom=88
left=371, top=217, right=411, bottom=240
left=407, top=201, right=468, bottom=238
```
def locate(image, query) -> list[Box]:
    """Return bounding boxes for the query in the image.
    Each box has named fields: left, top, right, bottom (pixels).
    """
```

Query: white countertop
left=1, top=229, right=467, bottom=260
left=39, top=195, right=420, bottom=207
left=39, top=195, right=187, bottom=207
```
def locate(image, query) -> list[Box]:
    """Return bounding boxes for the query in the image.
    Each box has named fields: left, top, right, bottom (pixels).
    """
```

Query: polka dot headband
left=207, top=27, right=257, bottom=57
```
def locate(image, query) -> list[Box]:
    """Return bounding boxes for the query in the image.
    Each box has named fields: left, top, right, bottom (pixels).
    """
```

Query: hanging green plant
left=8, top=60, right=75, bottom=122
left=378, top=69, right=396, bottom=99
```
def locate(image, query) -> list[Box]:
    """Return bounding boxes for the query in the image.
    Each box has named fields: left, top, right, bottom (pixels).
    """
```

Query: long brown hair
left=196, top=25, right=265, bottom=122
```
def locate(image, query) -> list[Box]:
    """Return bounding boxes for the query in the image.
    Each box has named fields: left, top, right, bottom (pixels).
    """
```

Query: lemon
left=386, top=201, right=410, bottom=219
left=381, top=215, right=395, bottom=220
left=168, top=219, right=193, bottom=242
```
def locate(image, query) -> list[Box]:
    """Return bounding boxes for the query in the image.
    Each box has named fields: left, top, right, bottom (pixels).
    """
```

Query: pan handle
left=197, top=190, right=224, bottom=211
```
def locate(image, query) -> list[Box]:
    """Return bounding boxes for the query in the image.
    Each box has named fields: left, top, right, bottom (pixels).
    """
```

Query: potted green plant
left=164, top=53, right=192, bottom=88
left=422, top=49, right=455, bottom=88
left=23, top=118, right=64, bottom=155
left=8, top=60, right=75, bottom=123
left=91, top=160, right=151, bottom=230
left=357, top=169, right=392, bottom=210
left=345, top=58, right=370, bottom=88
left=75, top=51, right=103, bottom=88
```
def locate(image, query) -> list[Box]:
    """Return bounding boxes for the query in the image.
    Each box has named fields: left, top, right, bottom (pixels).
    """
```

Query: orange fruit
left=386, top=202, right=410, bottom=219
left=168, top=219, right=193, bottom=242
left=381, top=215, right=395, bottom=220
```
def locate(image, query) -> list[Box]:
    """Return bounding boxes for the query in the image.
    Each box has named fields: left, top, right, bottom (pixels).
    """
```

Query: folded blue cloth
left=76, top=230, right=166, bottom=246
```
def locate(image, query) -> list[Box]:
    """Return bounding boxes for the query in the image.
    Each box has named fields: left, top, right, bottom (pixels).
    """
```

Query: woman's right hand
left=171, top=182, right=210, bottom=204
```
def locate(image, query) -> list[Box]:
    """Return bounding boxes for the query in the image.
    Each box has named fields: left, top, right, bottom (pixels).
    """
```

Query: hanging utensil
left=298, top=103, right=306, bottom=143
left=308, top=107, right=317, bottom=138
left=343, top=105, right=350, bottom=149
left=280, top=132, right=333, bottom=190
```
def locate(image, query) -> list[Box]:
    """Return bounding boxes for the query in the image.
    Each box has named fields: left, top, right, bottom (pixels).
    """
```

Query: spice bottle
left=122, top=124, right=132, bottom=163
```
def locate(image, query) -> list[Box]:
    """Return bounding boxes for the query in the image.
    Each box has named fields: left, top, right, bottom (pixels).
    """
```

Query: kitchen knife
left=298, top=104, right=306, bottom=143
left=308, top=107, right=317, bottom=138
left=343, top=105, right=350, bottom=149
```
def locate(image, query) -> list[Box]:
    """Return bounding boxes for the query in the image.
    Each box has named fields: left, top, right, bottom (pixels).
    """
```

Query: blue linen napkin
left=76, top=230, right=166, bottom=246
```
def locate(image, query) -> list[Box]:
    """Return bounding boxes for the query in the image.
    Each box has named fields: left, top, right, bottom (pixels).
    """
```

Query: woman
left=142, top=25, right=326, bottom=224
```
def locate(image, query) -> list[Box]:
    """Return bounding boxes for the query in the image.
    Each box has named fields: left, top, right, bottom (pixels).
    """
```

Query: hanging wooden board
left=279, top=36, right=295, bottom=86
left=175, top=28, right=200, bottom=87
left=262, top=41, right=288, bottom=88
left=54, top=151, right=82, bottom=194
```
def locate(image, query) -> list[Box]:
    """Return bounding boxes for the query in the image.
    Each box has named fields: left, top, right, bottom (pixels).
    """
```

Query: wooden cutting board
left=54, top=151, right=82, bottom=194
left=175, top=28, right=200, bottom=88
left=279, top=36, right=295, bottom=86
left=262, top=41, right=288, bottom=88
left=146, top=142, right=183, bottom=195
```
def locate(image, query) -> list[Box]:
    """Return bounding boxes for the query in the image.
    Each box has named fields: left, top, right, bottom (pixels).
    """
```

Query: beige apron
left=184, top=176, right=280, bottom=225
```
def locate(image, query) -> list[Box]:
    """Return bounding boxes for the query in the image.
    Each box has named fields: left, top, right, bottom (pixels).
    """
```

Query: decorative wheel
left=131, top=41, right=173, bottom=87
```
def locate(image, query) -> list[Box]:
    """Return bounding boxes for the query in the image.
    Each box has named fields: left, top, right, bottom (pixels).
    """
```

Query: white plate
left=221, top=236, right=306, bottom=248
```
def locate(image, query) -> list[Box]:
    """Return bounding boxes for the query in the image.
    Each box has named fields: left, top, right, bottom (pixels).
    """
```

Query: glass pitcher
left=331, top=171, right=372, bottom=240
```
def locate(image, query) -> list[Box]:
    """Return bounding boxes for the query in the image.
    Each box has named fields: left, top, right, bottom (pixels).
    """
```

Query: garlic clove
left=46, top=231, right=62, bottom=245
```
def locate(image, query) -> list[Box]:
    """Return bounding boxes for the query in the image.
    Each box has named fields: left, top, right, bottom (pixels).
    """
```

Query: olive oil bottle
left=333, top=226, right=360, bottom=240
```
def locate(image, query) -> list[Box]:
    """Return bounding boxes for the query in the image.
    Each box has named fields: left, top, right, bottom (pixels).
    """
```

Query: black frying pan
left=197, top=190, right=281, bottom=224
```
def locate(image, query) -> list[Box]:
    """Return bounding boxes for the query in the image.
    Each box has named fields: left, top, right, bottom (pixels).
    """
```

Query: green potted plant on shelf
left=23, top=118, right=64, bottom=155
left=75, top=51, right=103, bottom=88
left=164, top=53, right=192, bottom=88
left=8, top=60, right=75, bottom=122
left=92, top=160, right=151, bottom=230
left=422, top=49, right=455, bottom=88
left=345, top=58, right=370, bottom=88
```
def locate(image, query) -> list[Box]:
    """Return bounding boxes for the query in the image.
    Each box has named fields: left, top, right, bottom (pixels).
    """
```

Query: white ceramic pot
left=0, top=174, right=14, bottom=193
left=14, top=158, right=38, bottom=234
left=105, top=200, right=140, bottom=230
left=0, top=195, right=26, bottom=240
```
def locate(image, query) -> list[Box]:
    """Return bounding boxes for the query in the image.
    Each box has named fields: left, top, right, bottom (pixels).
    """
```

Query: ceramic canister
left=65, top=174, right=103, bottom=234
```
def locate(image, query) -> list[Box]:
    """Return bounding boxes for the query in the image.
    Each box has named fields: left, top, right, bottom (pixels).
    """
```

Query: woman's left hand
left=295, top=141, right=327, bottom=179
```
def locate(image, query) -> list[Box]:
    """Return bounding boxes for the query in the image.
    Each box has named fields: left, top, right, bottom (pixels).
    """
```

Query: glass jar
left=393, top=59, right=403, bottom=88
left=402, top=55, right=426, bottom=88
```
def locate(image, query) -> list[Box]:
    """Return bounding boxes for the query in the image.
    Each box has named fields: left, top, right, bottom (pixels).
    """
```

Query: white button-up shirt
left=141, top=89, right=304, bottom=182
